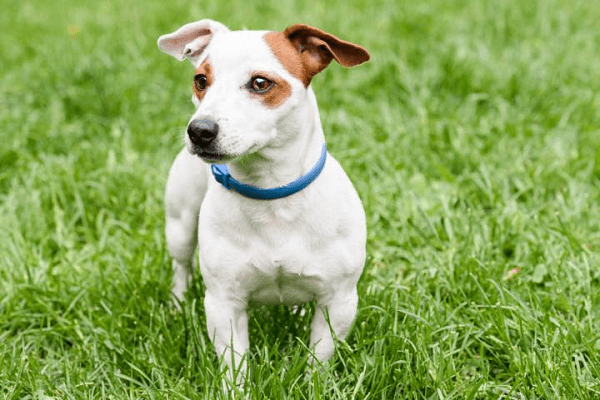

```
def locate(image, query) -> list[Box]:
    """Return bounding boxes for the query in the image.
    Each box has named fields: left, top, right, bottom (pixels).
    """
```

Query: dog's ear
left=282, top=24, right=370, bottom=82
left=157, top=19, right=229, bottom=61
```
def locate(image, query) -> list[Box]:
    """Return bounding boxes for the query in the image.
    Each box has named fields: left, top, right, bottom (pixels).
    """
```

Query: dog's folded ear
left=266, top=24, right=370, bottom=86
left=157, top=19, right=229, bottom=62
left=283, top=24, right=370, bottom=80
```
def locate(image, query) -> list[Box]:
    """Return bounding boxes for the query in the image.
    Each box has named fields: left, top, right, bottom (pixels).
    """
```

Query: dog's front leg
left=165, top=212, right=198, bottom=301
left=164, top=149, right=208, bottom=302
left=204, top=292, right=249, bottom=381
left=309, top=288, right=359, bottom=363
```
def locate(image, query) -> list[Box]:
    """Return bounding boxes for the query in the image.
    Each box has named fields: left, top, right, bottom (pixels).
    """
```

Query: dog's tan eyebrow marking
left=193, top=58, right=213, bottom=101
left=264, top=31, right=311, bottom=87
left=248, top=71, right=292, bottom=109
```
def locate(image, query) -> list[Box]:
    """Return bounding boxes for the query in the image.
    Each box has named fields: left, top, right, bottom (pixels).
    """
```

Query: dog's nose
left=187, top=119, right=219, bottom=146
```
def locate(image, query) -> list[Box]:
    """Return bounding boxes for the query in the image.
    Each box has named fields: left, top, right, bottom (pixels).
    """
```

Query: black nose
left=187, top=119, right=219, bottom=146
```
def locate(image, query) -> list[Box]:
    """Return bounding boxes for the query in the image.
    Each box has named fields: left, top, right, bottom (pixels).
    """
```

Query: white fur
left=159, top=20, right=367, bottom=378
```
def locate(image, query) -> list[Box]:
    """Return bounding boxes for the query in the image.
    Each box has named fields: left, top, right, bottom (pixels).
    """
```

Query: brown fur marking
left=193, top=58, right=213, bottom=101
left=264, top=31, right=309, bottom=86
left=264, top=25, right=370, bottom=87
left=249, top=71, right=292, bottom=109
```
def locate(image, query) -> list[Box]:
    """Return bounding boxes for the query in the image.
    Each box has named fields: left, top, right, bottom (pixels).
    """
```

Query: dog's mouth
left=189, top=142, right=261, bottom=164
left=195, top=150, right=230, bottom=163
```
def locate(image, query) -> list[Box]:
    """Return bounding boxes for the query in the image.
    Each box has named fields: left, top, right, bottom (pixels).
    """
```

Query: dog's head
left=158, top=20, right=369, bottom=163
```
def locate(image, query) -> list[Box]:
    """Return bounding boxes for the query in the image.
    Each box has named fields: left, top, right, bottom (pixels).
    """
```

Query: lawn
left=1, top=0, right=600, bottom=398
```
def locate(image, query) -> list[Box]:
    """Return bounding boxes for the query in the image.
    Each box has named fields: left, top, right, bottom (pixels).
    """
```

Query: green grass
left=1, top=0, right=600, bottom=398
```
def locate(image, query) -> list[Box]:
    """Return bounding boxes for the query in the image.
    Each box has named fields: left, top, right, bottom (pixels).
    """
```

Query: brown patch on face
left=192, top=58, right=213, bottom=101
left=248, top=71, right=292, bottom=109
left=264, top=31, right=309, bottom=86
left=264, top=25, right=370, bottom=87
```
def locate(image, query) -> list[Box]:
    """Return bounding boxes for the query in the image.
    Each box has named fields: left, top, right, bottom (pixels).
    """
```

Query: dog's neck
left=226, top=90, right=325, bottom=190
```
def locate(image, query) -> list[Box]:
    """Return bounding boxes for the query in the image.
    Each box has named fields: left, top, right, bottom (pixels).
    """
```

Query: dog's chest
left=200, top=196, right=343, bottom=304
left=241, top=227, right=325, bottom=304
left=233, top=215, right=324, bottom=304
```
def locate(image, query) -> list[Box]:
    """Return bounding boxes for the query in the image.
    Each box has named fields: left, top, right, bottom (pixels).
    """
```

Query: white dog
left=157, top=20, right=370, bottom=376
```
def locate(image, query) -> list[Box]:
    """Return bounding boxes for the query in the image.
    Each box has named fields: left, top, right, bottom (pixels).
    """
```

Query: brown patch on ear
left=192, top=58, right=213, bottom=101
left=264, top=24, right=370, bottom=87
left=249, top=71, right=292, bottom=109
left=265, top=31, right=308, bottom=86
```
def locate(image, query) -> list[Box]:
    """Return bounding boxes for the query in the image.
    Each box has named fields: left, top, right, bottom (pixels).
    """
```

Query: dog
left=157, top=20, right=370, bottom=377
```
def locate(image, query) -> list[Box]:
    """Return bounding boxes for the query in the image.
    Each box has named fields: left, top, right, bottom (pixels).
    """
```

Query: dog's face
left=158, top=20, right=370, bottom=163
left=185, top=30, right=303, bottom=162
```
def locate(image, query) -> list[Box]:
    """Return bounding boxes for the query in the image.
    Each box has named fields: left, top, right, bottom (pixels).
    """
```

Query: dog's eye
left=194, top=74, right=208, bottom=91
left=250, top=77, right=274, bottom=93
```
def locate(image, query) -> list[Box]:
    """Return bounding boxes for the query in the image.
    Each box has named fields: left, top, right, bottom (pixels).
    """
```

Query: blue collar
left=211, top=144, right=327, bottom=200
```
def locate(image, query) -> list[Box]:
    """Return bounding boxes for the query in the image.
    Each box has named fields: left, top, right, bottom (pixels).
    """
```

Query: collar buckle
left=210, top=164, right=233, bottom=189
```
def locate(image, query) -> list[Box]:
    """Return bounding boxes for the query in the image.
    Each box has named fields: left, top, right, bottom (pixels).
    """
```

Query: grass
left=1, top=0, right=600, bottom=398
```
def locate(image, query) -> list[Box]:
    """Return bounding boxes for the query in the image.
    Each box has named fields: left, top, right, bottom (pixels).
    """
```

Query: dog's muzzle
left=187, top=119, right=219, bottom=147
